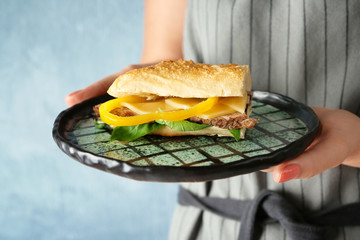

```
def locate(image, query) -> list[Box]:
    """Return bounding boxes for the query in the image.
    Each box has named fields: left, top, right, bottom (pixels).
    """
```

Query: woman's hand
left=263, top=107, right=360, bottom=183
left=65, top=63, right=154, bottom=107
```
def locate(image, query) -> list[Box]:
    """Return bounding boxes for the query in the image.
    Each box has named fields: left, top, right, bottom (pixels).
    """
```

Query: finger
left=260, top=166, right=275, bottom=173
left=260, top=136, right=319, bottom=174
left=273, top=132, right=347, bottom=183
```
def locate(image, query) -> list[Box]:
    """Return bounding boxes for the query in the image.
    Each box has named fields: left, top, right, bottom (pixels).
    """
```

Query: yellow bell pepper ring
left=99, top=97, right=218, bottom=126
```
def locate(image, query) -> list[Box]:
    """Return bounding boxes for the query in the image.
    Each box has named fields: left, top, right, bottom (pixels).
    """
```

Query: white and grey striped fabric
left=169, top=0, right=360, bottom=239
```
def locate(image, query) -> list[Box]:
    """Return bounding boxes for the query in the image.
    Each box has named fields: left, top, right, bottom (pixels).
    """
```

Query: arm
left=263, top=108, right=360, bottom=183
left=65, top=0, right=187, bottom=107
left=141, top=0, right=186, bottom=63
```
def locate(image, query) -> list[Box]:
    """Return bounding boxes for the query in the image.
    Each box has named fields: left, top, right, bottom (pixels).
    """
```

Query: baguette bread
left=98, top=59, right=257, bottom=141
left=107, top=59, right=251, bottom=99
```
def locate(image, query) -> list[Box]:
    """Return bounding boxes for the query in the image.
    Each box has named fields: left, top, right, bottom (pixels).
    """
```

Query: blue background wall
left=0, top=1, right=178, bottom=239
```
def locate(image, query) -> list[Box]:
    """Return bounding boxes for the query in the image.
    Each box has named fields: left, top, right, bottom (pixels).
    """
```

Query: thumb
left=65, top=72, right=121, bottom=107
left=65, top=63, right=157, bottom=107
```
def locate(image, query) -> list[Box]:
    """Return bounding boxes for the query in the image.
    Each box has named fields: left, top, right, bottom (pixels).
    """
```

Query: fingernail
left=68, top=90, right=81, bottom=96
left=276, top=164, right=300, bottom=183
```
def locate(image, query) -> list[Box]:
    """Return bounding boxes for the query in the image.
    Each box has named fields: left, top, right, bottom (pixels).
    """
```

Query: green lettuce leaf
left=110, top=123, right=163, bottom=142
left=94, top=119, right=106, bottom=129
left=155, top=119, right=209, bottom=131
left=228, top=129, right=241, bottom=141
left=97, top=116, right=240, bottom=142
left=94, top=119, right=112, bottom=131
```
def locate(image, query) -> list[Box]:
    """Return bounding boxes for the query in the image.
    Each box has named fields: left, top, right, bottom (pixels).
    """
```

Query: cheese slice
left=121, top=99, right=179, bottom=115
left=219, top=93, right=247, bottom=113
left=197, top=103, right=237, bottom=119
left=165, top=97, right=204, bottom=109
left=120, top=95, right=247, bottom=118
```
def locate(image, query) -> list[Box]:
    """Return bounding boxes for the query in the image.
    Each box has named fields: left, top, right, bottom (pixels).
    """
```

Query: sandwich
left=94, top=59, right=258, bottom=142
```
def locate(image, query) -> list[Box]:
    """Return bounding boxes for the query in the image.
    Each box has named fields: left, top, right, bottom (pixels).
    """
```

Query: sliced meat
left=110, top=107, right=136, bottom=117
left=93, top=104, right=136, bottom=118
left=93, top=104, right=101, bottom=118
left=189, top=112, right=258, bottom=129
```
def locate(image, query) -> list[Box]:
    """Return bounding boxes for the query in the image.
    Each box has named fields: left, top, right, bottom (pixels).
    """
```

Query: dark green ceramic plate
left=53, top=91, right=320, bottom=182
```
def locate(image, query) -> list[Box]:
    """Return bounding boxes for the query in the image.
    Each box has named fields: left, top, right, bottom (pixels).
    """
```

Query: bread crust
left=108, top=60, right=251, bottom=98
